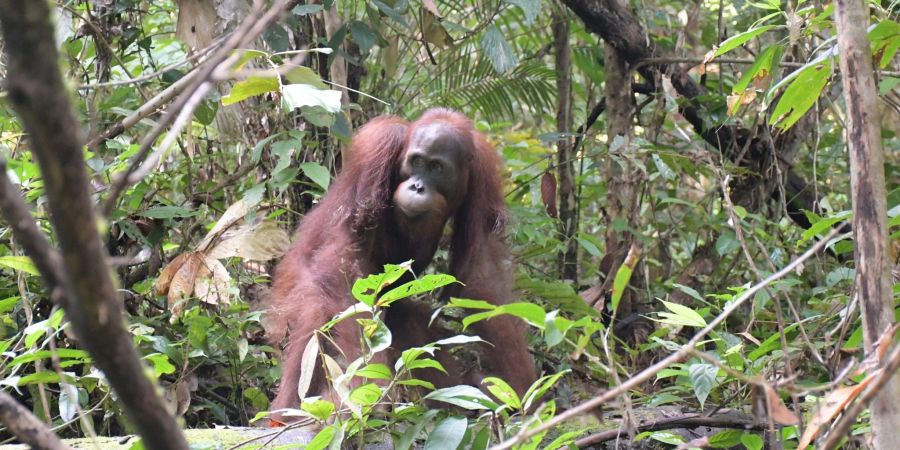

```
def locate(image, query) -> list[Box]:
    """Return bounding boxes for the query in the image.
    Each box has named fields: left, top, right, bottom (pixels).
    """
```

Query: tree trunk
left=833, top=0, right=900, bottom=446
left=553, top=5, right=578, bottom=283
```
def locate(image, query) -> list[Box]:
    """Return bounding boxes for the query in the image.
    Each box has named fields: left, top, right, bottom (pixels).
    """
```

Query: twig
left=489, top=227, right=842, bottom=450
left=0, top=391, right=71, bottom=450
left=574, top=410, right=763, bottom=447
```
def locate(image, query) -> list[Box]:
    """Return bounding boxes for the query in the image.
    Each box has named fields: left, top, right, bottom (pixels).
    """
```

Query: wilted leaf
left=197, top=200, right=253, bottom=251
left=155, top=253, right=191, bottom=296
left=167, top=252, right=203, bottom=317
left=207, top=221, right=290, bottom=261
left=762, top=384, right=799, bottom=425
left=541, top=172, right=558, bottom=218
left=797, top=375, right=876, bottom=449
left=297, top=335, right=320, bottom=402
left=194, top=256, right=233, bottom=306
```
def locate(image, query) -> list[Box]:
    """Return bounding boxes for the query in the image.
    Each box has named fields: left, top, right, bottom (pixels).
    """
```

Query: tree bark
left=0, top=3, right=189, bottom=450
left=833, top=0, right=900, bottom=447
left=553, top=5, right=579, bottom=283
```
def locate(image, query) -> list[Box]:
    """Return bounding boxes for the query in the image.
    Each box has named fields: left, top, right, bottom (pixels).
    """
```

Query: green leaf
left=448, top=298, right=496, bottom=310
left=715, top=231, right=740, bottom=256
left=482, top=377, right=522, bottom=409
left=481, top=25, right=517, bottom=74
left=356, top=363, right=392, bottom=380
left=424, top=416, right=468, bottom=450
left=299, top=162, right=331, bottom=191
left=656, top=300, right=707, bottom=328
left=869, top=20, right=900, bottom=68
left=284, top=66, right=328, bottom=89
left=143, top=353, right=176, bottom=377
left=708, top=429, right=743, bottom=448
left=350, top=20, right=376, bottom=54
left=349, top=383, right=382, bottom=406
left=222, top=76, right=279, bottom=106
left=741, top=433, right=764, bottom=450
left=733, top=45, right=782, bottom=94
left=351, top=264, right=410, bottom=306
left=424, top=385, right=498, bottom=410
left=306, top=425, right=339, bottom=450
left=769, top=60, right=832, bottom=130
left=498, top=302, right=546, bottom=328
left=282, top=84, right=342, bottom=113
left=610, top=261, right=634, bottom=312
left=714, top=25, right=775, bottom=57
left=508, top=0, right=540, bottom=24
left=372, top=0, right=410, bottom=29
left=395, top=409, right=439, bottom=450
left=293, top=4, right=324, bottom=15
left=0, top=256, right=38, bottom=276
left=800, top=210, right=850, bottom=244
left=139, top=205, right=199, bottom=219
left=377, top=274, right=457, bottom=306
left=301, top=399, right=335, bottom=421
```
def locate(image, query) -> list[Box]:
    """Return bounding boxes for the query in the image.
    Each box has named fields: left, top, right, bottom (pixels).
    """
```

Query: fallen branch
left=0, top=391, right=71, bottom=450
left=574, top=410, right=762, bottom=447
left=489, top=228, right=841, bottom=450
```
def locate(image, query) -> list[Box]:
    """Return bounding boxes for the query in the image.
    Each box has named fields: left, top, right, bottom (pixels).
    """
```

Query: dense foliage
left=0, top=0, right=896, bottom=448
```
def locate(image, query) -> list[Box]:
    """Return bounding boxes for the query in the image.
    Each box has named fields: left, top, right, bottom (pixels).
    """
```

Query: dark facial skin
left=394, top=122, right=469, bottom=221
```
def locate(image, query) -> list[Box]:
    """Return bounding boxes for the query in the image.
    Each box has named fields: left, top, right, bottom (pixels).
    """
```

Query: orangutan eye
left=428, top=161, right=443, bottom=173
left=411, top=156, right=425, bottom=168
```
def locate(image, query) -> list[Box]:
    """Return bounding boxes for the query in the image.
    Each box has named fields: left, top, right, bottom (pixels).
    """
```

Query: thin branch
left=489, top=228, right=842, bottom=450
left=0, top=391, right=71, bottom=450
left=818, top=338, right=900, bottom=448
left=574, top=410, right=763, bottom=447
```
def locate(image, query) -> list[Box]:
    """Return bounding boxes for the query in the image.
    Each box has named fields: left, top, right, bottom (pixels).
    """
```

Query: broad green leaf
left=351, top=264, right=410, bottom=306
left=349, top=383, right=382, bottom=406
left=800, top=210, right=850, bottom=243
left=0, top=256, right=38, bottom=276
left=306, top=425, right=339, bottom=450
left=395, top=409, right=439, bottom=450
left=350, top=20, right=376, bottom=54
left=424, top=385, right=498, bottom=410
left=222, top=76, right=279, bottom=106
left=708, top=430, right=743, bottom=448
left=356, top=363, right=392, bottom=380
left=481, top=25, right=517, bottom=74
left=372, top=0, right=410, bottom=29
left=869, top=20, right=900, bottom=68
left=377, top=274, right=457, bottom=306
left=715, top=231, right=740, bottom=256
left=688, top=363, right=719, bottom=408
left=482, top=377, right=521, bottom=409
left=301, top=399, right=335, bottom=421
left=284, top=66, right=328, bottom=89
left=714, top=25, right=775, bottom=57
left=282, top=84, right=342, bottom=113
left=498, top=302, right=546, bottom=328
left=424, top=416, right=468, bottom=450
left=769, top=60, right=832, bottom=130
left=741, top=433, right=764, bottom=450
left=730, top=44, right=782, bottom=114
left=143, top=353, right=176, bottom=377
left=448, top=298, right=497, bottom=310
left=298, top=162, right=330, bottom=192
left=293, top=4, right=324, bottom=15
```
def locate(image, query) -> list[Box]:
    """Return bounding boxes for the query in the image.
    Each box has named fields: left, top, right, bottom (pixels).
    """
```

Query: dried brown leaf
left=155, top=253, right=191, bottom=296
left=763, top=384, right=799, bottom=426
left=167, top=252, right=203, bottom=317
left=797, top=374, right=877, bottom=449
left=194, top=256, right=233, bottom=306
left=197, top=199, right=253, bottom=252
left=207, top=221, right=290, bottom=261
left=541, top=172, right=558, bottom=218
